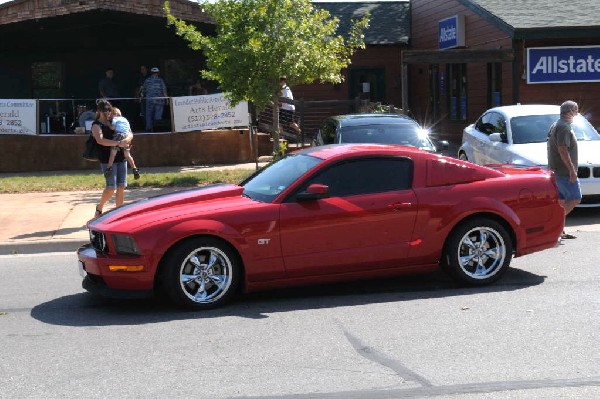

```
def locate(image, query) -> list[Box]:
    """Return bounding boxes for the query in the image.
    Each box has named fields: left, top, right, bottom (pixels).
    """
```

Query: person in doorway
left=91, top=99, right=132, bottom=218
left=136, top=65, right=150, bottom=118
left=104, top=107, right=140, bottom=180
left=547, top=100, right=582, bottom=240
left=278, top=76, right=301, bottom=137
left=140, top=67, right=168, bottom=132
left=189, top=80, right=208, bottom=96
left=98, top=68, right=119, bottom=99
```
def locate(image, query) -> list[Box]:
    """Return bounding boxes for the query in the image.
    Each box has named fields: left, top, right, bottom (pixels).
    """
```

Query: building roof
left=314, top=1, right=410, bottom=45
left=460, top=0, right=600, bottom=38
left=0, top=0, right=211, bottom=26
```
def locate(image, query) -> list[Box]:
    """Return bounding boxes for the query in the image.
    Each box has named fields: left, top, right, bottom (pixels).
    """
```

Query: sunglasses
left=102, top=109, right=112, bottom=113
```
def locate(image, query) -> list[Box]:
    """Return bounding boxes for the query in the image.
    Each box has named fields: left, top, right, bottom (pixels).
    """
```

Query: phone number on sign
left=0, top=119, right=22, bottom=126
left=188, top=111, right=237, bottom=123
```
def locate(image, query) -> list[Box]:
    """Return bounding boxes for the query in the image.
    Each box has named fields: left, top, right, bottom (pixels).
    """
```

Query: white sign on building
left=172, top=93, right=249, bottom=132
left=0, top=99, right=37, bottom=135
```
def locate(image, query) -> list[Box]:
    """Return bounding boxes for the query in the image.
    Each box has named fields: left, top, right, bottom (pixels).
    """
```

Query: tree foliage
left=164, top=0, right=369, bottom=112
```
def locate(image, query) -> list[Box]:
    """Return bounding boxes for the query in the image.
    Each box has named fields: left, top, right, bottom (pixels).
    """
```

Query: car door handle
left=388, top=202, right=412, bottom=210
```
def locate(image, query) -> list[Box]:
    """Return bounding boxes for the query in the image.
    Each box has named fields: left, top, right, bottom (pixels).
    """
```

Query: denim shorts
left=555, top=175, right=582, bottom=201
left=101, top=161, right=127, bottom=189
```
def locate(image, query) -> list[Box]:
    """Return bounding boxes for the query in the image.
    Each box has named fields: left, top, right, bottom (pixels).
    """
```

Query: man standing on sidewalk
left=547, top=100, right=581, bottom=240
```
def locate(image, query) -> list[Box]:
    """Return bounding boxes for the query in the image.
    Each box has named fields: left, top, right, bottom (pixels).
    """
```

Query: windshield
left=339, top=124, right=434, bottom=150
left=510, top=114, right=600, bottom=144
left=241, top=154, right=322, bottom=203
left=572, top=115, right=600, bottom=140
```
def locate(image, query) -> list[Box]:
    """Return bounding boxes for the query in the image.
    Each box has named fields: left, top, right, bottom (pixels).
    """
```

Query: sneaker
left=104, top=166, right=113, bottom=178
left=560, top=232, right=576, bottom=239
left=133, top=168, right=140, bottom=180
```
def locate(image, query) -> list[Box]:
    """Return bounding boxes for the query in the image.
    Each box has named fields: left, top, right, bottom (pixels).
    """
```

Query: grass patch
left=0, top=169, right=255, bottom=194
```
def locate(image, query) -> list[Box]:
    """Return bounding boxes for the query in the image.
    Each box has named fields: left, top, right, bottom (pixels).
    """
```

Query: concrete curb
left=0, top=239, right=88, bottom=255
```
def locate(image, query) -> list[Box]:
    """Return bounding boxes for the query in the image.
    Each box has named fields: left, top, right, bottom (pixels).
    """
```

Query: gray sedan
left=313, top=113, right=448, bottom=153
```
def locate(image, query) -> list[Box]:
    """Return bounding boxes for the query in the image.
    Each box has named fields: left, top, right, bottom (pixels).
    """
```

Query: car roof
left=299, top=143, right=430, bottom=161
left=328, top=113, right=419, bottom=127
left=485, top=104, right=560, bottom=118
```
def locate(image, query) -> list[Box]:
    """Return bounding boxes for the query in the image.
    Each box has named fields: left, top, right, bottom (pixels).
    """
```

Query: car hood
left=507, top=141, right=600, bottom=166
left=90, top=184, right=251, bottom=229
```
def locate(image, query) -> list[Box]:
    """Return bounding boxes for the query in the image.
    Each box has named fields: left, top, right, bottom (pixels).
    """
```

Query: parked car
left=313, top=113, right=449, bottom=153
left=78, top=144, right=563, bottom=309
left=459, top=104, right=600, bottom=206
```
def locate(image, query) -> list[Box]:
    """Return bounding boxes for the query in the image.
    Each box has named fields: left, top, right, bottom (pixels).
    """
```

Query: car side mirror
left=489, top=133, right=505, bottom=143
left=297, top=184, right=329, bottom=201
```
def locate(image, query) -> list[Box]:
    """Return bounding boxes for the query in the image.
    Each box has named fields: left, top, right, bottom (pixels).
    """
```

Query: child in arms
left=104, top=107, right=141, bottom=180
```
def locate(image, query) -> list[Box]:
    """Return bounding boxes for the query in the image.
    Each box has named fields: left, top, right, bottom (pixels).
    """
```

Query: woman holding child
left=91, top=99, right=132, bottom=218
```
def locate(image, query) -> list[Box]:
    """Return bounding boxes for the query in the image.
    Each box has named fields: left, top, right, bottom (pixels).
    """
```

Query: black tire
left=442, top=218, right=512, bottom=286
left=161, top=237, right=241, bottom=309
left=458, top=152, right=468, bottom=161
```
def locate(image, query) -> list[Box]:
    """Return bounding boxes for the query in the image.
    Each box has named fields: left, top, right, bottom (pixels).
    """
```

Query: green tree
left=164, top=0, right=369, bottom=153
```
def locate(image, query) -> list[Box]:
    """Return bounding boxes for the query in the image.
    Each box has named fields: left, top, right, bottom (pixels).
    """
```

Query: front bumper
left=579, top=178, right=600, bottom=207
left=77, top=244, right=154, bottom=299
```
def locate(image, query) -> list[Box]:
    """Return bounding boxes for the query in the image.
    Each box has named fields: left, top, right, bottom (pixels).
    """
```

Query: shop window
left=349, top=68, right=386, bottom=102
left=447, top=64, right=467, bottom=121
left=31, top=62, right=64, bottom=98
left=487, top=63, right=502, bottom=108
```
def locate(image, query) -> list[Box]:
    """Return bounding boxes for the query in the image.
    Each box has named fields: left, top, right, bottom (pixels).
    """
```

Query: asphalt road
left=0, top=234, right=599, bottom=399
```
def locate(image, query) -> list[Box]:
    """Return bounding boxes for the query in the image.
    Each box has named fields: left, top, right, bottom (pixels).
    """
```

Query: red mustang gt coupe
left=78, top=144, right=564, bottom=309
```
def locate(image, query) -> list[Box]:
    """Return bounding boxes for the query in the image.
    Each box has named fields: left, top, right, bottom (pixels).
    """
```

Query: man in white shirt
left=278, top=76, right=301, bottom=137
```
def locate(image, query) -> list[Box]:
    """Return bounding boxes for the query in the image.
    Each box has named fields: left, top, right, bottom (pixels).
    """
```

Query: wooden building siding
left=409, top=0, right=516, bottom=139
left=295, top=45, right=404, bottom=106
left=411, top=1, right=466, bottom=49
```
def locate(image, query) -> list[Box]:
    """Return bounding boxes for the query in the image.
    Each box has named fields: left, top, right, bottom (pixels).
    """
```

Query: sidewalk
left=0, top=162, right=267, bottom=255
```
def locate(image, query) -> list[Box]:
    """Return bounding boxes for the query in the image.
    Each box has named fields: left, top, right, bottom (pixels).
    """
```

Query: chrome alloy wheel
left=179, top=246, right=233, bottom=304
left=456, top=226, right=506, bottom=279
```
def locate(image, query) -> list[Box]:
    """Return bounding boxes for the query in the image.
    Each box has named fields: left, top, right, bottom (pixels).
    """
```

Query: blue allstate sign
left=527, top=46, right=600, bottom=84
left=438, top=15, right=465, bottom=50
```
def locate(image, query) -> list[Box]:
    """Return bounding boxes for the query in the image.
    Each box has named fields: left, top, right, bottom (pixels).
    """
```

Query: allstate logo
left=439, top=27, right=456, bottom=44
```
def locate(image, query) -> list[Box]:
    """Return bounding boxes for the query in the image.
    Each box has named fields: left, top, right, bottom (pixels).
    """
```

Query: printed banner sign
left=438, top=15, right=465, bottom=50
left=172, top=93, right=249, bottom=132
left=0, top=99, right=37, bottom=135
left=527, top=46, right=600, bottom=84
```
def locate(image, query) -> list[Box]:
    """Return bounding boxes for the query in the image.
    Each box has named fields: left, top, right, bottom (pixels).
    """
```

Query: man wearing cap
left=141, top=67, right=168, bottom=132
left=547, top=100, right=582, bottom=240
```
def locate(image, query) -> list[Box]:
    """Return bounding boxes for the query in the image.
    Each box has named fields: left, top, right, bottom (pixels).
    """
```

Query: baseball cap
left=151, top=67, right=159, bottom=73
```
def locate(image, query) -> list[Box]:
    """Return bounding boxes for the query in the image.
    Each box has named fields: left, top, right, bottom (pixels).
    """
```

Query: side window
left=489, top=112, right=507, bottom=135
left=475, top=115, right=488, bottom=133
left=299, top=157, right=413, bottom=198
left=477, top=112, right=505, bottom=136
left=320, top=121, right=336, bottom=144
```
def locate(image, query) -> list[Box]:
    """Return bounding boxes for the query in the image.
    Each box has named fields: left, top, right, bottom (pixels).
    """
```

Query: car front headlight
left=111, top=234, right=140, bottom=255
left=89, top=230, right=107, bottom=253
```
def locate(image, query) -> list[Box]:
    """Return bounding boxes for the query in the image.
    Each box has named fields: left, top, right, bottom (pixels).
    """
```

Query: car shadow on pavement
left=30, top=267, right=545, bottom=327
